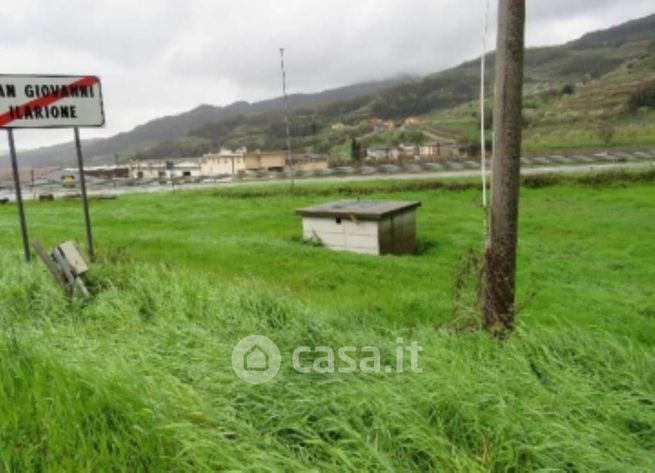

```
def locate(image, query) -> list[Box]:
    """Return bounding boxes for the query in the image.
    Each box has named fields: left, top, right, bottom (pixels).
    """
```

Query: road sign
left=1, top=73, right=105, bottom=262
left=0, top=74, right=104, bottom=128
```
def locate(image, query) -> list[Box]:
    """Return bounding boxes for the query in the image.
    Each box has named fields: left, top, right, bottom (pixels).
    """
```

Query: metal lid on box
left=295, top=200, right=421, bottom=221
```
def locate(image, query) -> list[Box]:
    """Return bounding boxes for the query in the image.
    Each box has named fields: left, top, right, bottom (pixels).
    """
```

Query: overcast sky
left=1, top=0, right=653, bottom=151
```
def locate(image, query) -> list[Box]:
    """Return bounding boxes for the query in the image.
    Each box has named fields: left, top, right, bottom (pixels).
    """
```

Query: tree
left=560, top=84, right=575, bottom=96
left=627, top=80, right=655, bottom=113
left=477, top=107, right=493, bottom=131
left=350, top=138, right=362, bottom=162
left=483, top=0, right=526, bottom=336
left=403, top=129, right=426, bottom=144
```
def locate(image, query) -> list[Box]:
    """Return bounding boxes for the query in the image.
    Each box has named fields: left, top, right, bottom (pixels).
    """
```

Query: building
left=129, top=158, right=202, bottom=179
left=174, top=160, right=203, bottom=177
left=296, top=200, right=421, bottom=255
left=243, top=150, right=286, bottom=172
left=398, top=143, right=419, bottom=159
left=292, top=153, right=329, bottom=172
left=419, top=141, right=467, bottom=159
left=129, top=160, right=164, bottom=179
left=129, top=149, right=289, bottom=179
left=403, top=117, right=420, bottom=127
left=372, top=120, right=395, bottom=133
left=366, top=147, right=399, bottom=161
left=84, top=165, right=129, bottom=179
left=203, top=149, right=328, bottom=175
left=201, top=149, right=247, bottom=176
left=128, top=148, right=324, bottom=179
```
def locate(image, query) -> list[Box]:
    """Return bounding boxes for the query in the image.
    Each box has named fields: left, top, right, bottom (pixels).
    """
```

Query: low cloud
left=0, top=0, right=652, bottom=150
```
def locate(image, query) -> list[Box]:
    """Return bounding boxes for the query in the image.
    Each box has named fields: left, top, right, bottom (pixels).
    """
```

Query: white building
left=296, top=200, right=421, bottom=255
left=398, top=143, right=419, bottom=158
left=129, top=158, right=202, bottom=179
left=366, top=147, right=399, bottom=161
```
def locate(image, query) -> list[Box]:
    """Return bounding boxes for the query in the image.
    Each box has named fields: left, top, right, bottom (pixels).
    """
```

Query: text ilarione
left=9, top=105, right=78, bottom=120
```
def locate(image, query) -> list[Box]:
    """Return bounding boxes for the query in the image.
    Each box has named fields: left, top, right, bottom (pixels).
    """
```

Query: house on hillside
left=403, top=117, right=420, bottom=127
left=373, top=120, right=396, bottom=133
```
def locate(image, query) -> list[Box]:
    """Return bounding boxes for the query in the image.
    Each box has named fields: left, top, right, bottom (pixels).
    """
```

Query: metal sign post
left=7, top=129, right=31, bottom=262
left=0, top=74, right=105, bottom=261
left=74, top=127, right=94, bottom=258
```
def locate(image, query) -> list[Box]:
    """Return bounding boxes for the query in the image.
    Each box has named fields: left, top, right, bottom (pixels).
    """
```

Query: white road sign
left=0, top=74, right=104, bottom=128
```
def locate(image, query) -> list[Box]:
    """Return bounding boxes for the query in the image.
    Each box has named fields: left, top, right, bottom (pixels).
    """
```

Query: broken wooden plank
left=32, top=240, right=68, bottom=290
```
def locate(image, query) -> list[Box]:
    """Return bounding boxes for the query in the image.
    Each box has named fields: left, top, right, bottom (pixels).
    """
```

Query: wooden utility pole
left=484, top=0, right=525, bottom=335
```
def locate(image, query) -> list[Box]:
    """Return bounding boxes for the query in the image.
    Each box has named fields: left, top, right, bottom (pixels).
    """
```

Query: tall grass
left=1, top=253, right=653, bottom=471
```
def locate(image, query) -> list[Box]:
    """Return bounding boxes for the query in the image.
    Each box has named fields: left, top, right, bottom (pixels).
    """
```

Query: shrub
left=477, top=108, right=493, bottom=130
left=561, top=84, right=575, bottom=95
left=627, top=80, right=655, bottom=112
left=597, top=125, right=616, bottom=146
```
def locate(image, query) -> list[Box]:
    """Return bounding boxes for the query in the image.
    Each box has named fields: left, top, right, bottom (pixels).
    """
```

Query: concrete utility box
left=295, top=200, right=421, bottom=255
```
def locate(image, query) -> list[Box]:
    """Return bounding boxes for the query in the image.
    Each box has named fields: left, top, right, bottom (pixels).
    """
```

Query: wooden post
left=32, top=240, right=69, bottom=295
left=484, top=0, right=525, bottom=335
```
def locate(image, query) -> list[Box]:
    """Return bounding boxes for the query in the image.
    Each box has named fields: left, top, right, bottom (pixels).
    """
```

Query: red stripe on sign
left=0, top=76, right=99, bottom=127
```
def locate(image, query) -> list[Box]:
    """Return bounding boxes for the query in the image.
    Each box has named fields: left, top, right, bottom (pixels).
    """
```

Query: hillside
left=420, top=38, right=655, bottom=154
left=6, top=13, right=655, bottom=166
left=4, top=77, right=410, bottom=167
left=137, top=12, right=655, bottom=160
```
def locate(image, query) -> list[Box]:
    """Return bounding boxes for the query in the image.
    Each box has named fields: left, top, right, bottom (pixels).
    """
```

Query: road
left=1, top=160, right=652, bottom=202
left=299, top=161, right=654, bottom=185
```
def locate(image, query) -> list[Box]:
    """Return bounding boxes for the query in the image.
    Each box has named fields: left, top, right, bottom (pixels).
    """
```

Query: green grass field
left=0, top=171, right=654, bottom=471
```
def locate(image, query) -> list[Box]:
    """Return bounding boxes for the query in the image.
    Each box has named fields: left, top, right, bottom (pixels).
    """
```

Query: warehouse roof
left=296, top=200, right=421, bottom=221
